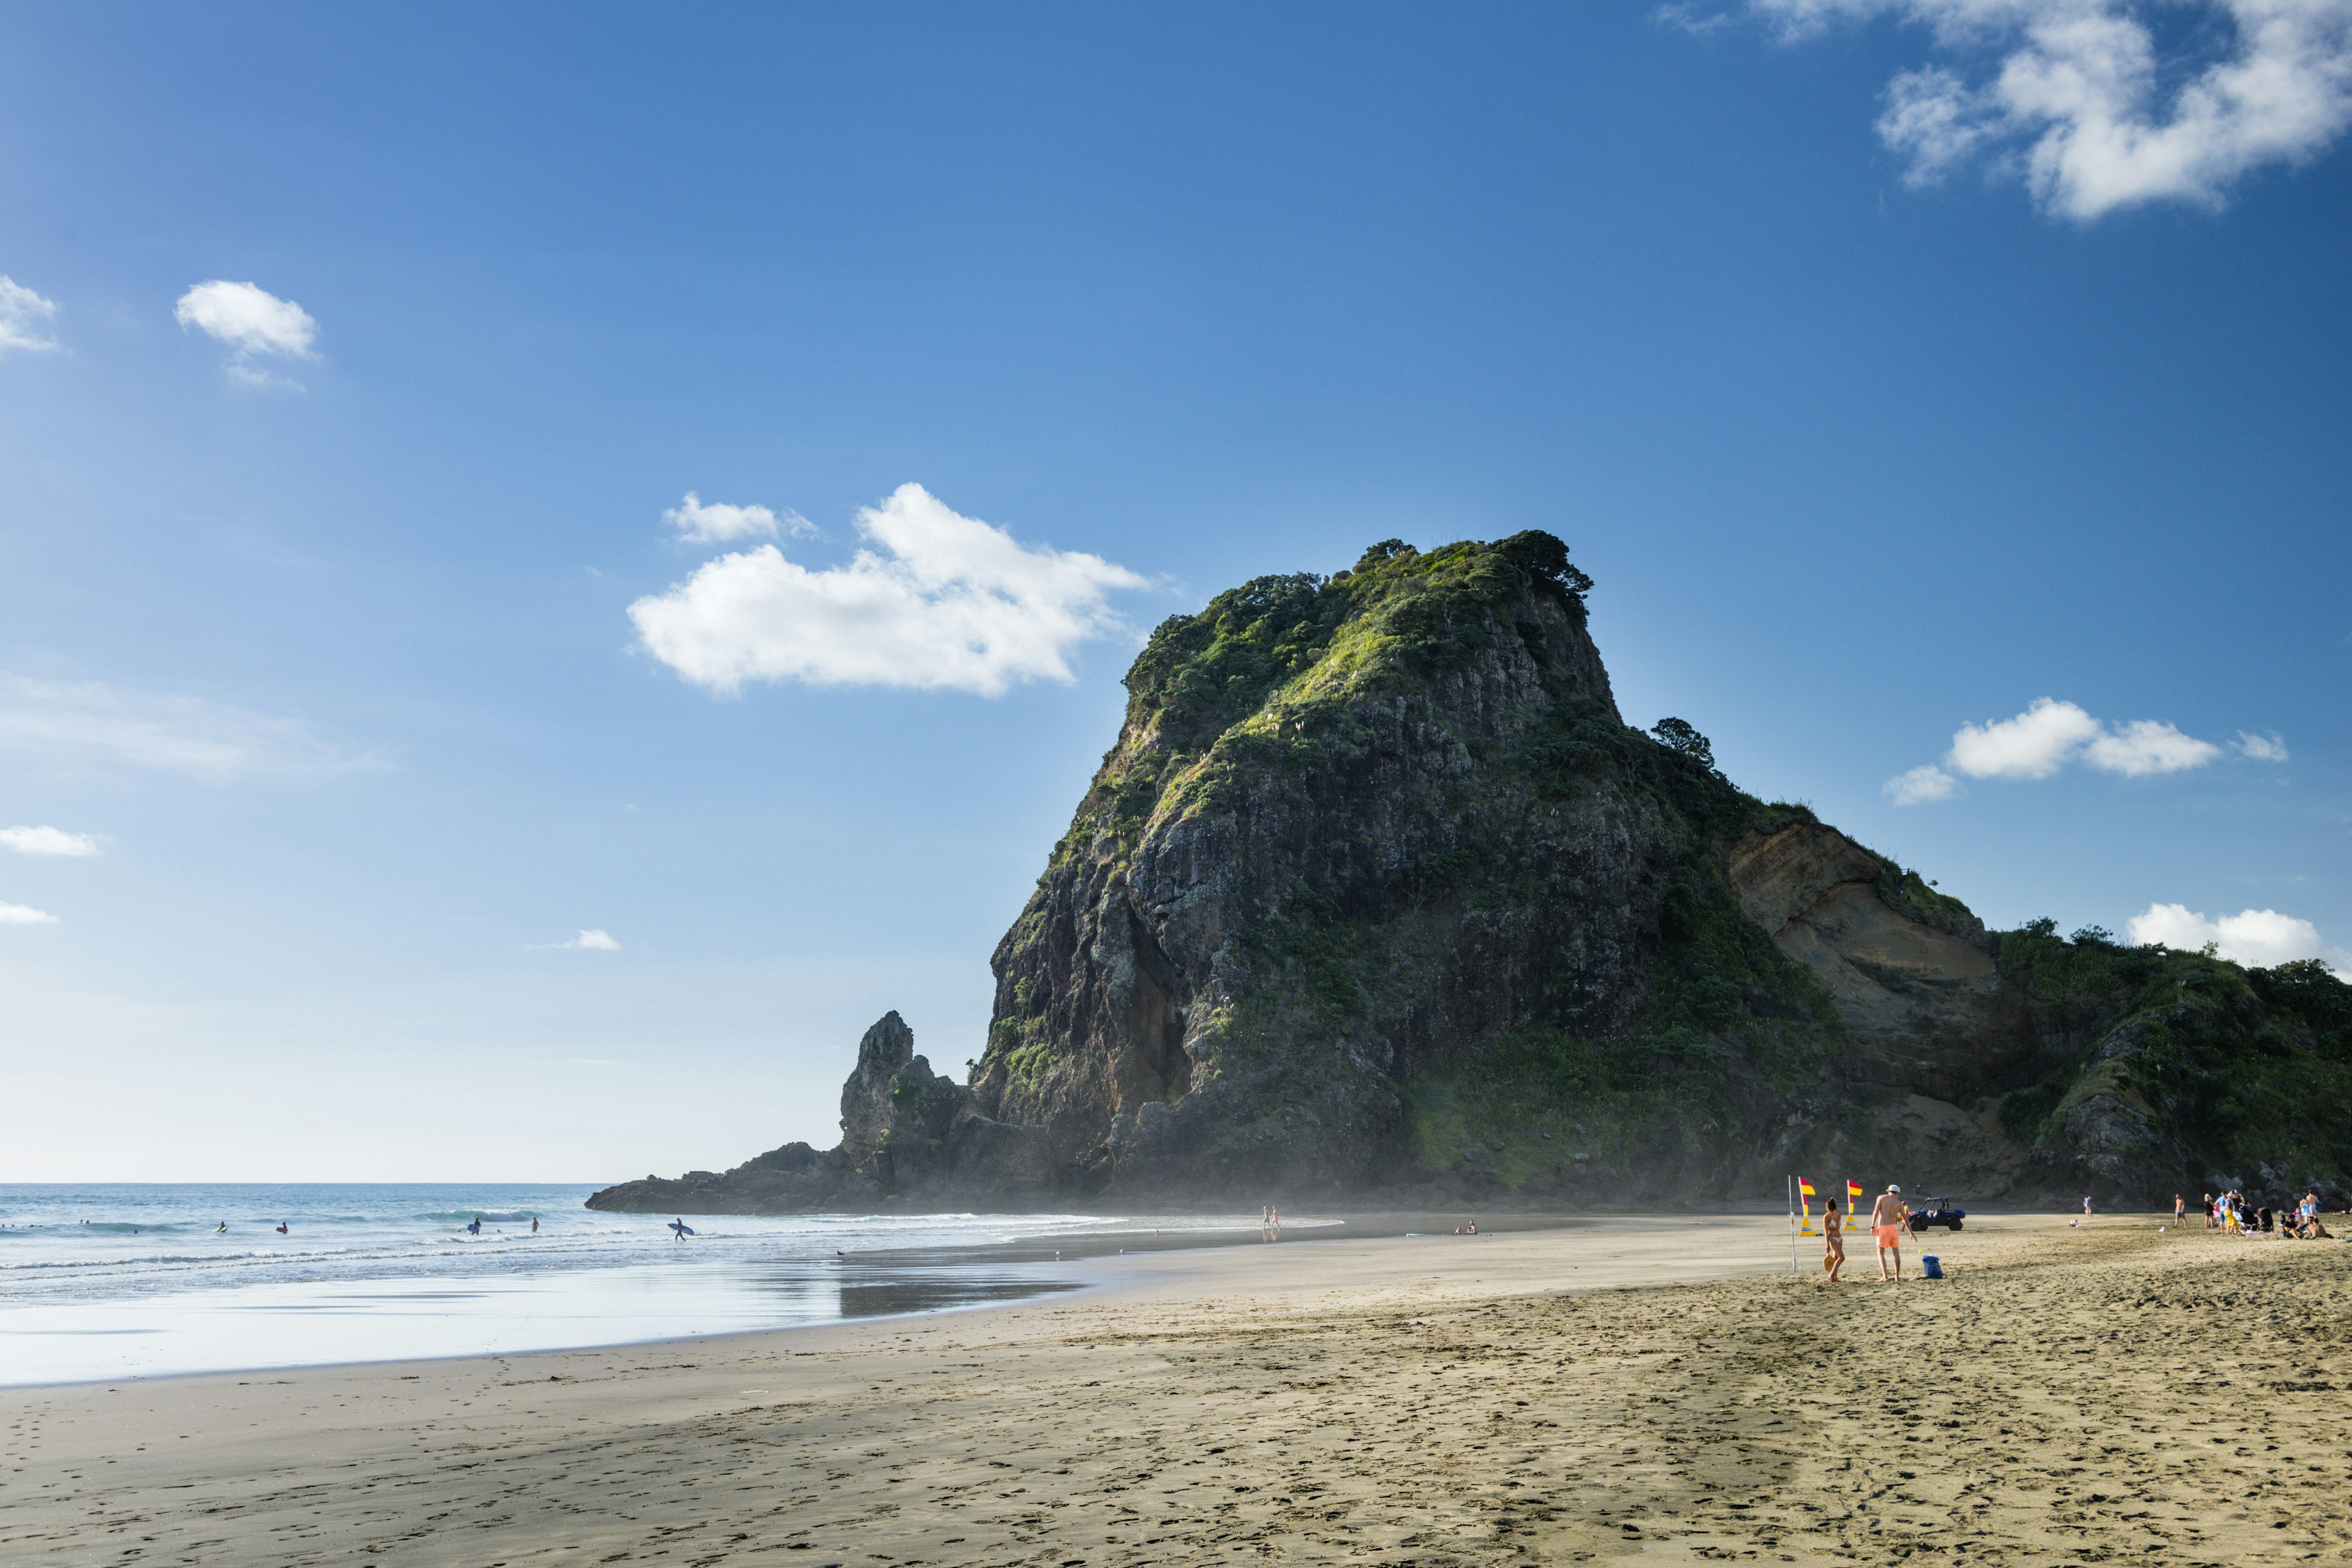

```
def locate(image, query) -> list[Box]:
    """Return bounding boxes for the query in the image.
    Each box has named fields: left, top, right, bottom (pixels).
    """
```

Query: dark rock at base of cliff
left=585, top=1011, right=1069, bottom=1216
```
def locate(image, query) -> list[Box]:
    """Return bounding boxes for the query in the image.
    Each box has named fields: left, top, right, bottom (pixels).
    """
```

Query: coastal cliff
left=590, top=533, right=2352, bottom=1215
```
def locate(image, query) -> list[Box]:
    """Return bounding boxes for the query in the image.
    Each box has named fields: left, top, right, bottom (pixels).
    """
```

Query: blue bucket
left=1922, top=1255, right=1943, bottom=1279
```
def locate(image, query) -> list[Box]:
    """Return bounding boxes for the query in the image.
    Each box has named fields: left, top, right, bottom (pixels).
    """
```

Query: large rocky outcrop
left=590, top=533, right=2352, bottom=1216
left=971, top=535, right=1662, bottom=1197
left=585, top=1012, right=1061, bottom=1215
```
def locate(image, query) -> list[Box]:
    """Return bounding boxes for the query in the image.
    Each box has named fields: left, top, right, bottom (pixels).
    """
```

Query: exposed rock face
left=838, top=1011, right=918, bottom=1159
left=969, top=535, right=1661, bottom=1197
left=1730, top=821, right=2033, bottom=1101
left=590, top=533, right=2352, bottom=1216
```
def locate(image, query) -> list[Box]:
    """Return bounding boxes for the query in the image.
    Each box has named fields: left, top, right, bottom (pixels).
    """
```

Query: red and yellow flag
left=1847, top=1180, right=1863, bottom=1212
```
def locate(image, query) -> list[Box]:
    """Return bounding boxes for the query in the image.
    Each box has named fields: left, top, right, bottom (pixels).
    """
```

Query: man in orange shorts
left=1869, top=1185, right=1913, bottom=1282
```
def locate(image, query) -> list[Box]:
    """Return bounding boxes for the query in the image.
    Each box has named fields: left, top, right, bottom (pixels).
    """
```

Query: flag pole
left=1788, top=1174, right=1797, bottom=1273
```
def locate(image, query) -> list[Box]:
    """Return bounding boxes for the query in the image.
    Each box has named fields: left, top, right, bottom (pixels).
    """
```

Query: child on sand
left=1822, top=1198, right=1845, bottom=1283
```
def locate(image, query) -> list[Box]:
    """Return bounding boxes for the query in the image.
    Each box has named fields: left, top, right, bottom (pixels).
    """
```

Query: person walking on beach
left=2082, top=1196, right=2094, bottom=1219
left=1869, top=1186, right=1911, bottom=1282
left=2173, top=1195, right=2185, bottom=1226
left=1822, top=1197, right=1846, bottom=1283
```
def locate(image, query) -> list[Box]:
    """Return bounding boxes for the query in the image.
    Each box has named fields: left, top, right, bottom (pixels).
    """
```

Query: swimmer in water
left=276, top=1222, right=288, bottom=1235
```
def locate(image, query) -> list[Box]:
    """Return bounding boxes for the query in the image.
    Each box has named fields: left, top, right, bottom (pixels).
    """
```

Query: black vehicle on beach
left=1908, top=1199, right=1966, bottom=1231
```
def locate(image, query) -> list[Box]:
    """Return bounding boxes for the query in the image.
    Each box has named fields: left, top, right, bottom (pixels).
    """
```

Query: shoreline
left=0, top=1210, right=1610, bottom=1394
left=0, top=1207, right=2035, bottom=1393
left=0, top=1208, right=1781, bottom=1392
left=13, top=1213, right=2338, bottom=1566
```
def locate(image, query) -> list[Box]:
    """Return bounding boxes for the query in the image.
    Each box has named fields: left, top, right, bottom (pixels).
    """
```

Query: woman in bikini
left=1822, top=1197, right=1846, bottom=1283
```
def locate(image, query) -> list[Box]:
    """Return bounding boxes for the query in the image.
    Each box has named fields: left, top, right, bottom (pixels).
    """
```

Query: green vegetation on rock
left=1989, top=922, right=2352, bottom=1189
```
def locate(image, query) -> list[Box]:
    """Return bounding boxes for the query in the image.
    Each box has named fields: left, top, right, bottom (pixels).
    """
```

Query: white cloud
left=2236, top=729, right=2290, bottom=761
left=1947, top=696, right=2104, bottom=778
left=0, top=276, right=61, bottom=355
left=629, top=483, right=1147, bottom=697
left=175, top=281, right=317, bottom=357
left=1885, top=763, right=1961, bottom=803
left=662, top=493, right=812, bottom=546
left=2128, top=901, right=2352, bottom=976
left=1891, top=696, right=2240, bottom=803
left=536, top=929, right=621, bottom=951
left=1735, top=0, right=2352, bottom=219
left=0, top=826, right=102, bottom=857
left=0, top=673, right=379, bottom=783
left=0, top=901, right=59, bottom=925
left=2082, top=718, right=2223, bottom=775
left=176, top=281, right=317, bottom=386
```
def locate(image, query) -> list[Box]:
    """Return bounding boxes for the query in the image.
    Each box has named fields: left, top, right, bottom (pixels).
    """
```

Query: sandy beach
left=5, top=1212, right=2348, bottom=1566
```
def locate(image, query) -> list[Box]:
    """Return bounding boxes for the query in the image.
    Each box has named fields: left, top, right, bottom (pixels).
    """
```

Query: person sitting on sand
left=1822, top=1197, right=1846, bottom=1283
left=1869, top=1186, right=1912, bottom=1282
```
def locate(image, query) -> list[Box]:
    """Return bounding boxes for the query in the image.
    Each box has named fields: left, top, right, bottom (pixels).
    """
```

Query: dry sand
left=4, top=1213, right=2349, bottom=1566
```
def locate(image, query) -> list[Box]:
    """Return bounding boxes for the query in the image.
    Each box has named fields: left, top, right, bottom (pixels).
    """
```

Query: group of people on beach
left=2199, top=1188, right=2332, bottom=1238
left=1819, top=1185, right=1918, bottom=1283
left=1259, top=1206, right=1281, bottom=1242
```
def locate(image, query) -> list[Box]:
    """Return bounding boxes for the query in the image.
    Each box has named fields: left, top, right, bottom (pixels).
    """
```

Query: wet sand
left=4, top=1212, right=2348, bottom=1565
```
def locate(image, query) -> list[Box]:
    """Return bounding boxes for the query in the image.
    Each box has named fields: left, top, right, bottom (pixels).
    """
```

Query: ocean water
left=0, top=1184, right=1297, bottom=1387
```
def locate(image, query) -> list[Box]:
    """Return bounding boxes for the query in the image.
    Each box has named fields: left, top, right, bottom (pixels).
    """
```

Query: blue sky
left=2, top=3, right=2346, bottom=1180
